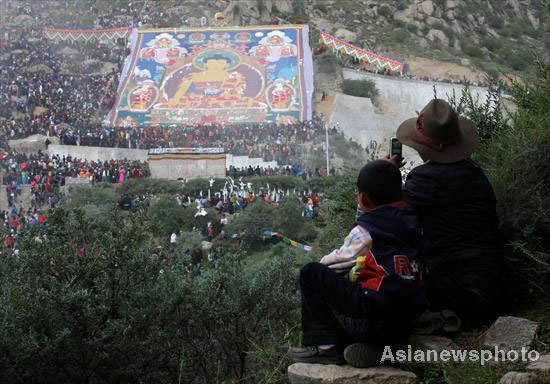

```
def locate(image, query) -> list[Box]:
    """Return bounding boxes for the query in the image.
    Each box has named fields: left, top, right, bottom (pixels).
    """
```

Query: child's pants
left=300, top=262, right=414, bottom=347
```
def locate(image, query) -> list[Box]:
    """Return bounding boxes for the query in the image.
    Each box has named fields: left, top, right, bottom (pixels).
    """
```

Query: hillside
left=221, top=0, right=550, bottom=79
left=8, top=0, right=548, bottom=80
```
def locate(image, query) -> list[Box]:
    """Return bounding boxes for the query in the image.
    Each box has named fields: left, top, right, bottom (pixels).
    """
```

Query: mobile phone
left=389, top=137, right=402, bottom=158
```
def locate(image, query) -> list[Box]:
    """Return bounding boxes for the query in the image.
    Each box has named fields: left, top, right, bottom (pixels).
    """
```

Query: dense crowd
left=0, top=30, right=126, bottom=149
left=1, top=151, right=149, bottom=208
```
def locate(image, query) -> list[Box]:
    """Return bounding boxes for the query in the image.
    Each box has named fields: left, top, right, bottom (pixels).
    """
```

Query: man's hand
left=384, top=154, right=407, bottom=168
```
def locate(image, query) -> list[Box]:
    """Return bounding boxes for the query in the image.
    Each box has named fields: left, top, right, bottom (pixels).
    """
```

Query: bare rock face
left=445, top=0, right=458, bottom=9
left=526, top=354, right=550, bottom=381
left=498, top=371, right=537, bottom=384
left=482, top=316, right=538, bottom=353
left=426, top=29, right=449, bottom=47
left=288, top=363, right=417, bottom=384
left=420, top=1, right=434, bottom=16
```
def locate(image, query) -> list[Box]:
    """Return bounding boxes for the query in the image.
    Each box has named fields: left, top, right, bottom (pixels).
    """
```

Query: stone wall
left=48, top=144, right=148, bottom=162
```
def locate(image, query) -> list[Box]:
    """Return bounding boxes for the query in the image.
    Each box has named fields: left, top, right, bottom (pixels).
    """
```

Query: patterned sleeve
left=319, top=226, right=372, bottom=272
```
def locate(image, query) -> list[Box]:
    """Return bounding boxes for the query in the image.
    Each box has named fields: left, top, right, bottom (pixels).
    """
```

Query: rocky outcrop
left=288, top=363, right=417, bottom=384
left=482, top=316, right=538, bottom=353
left=426, top=29, right=449, bottom=47
left=526, top=354, right=550, bottom=381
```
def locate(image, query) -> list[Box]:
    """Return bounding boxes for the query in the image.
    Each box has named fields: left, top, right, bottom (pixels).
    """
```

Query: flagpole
left=325, top=122, right=329, bottom=175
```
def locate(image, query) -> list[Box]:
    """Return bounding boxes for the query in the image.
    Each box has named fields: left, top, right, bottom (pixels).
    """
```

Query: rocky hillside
left=7, top=0, right=549, bottom=78
left=219, top=0, right=549, bottom=78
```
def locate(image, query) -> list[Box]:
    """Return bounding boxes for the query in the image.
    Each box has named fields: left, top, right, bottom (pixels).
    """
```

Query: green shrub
left=397, top=0, right=409, bottom=11
left=448, top=59, right=550, bottom=291
left=317, top=53, right=340, bottom=74
left=119, top=178, right=182, bottom=196
left=487, top=14, right=504, bottom=29
left=313, top=3, right=328, bottom=13
left=461, top=39, right=485, bottom=58
left=393, top=27, right=410, bottom=43
left=148, top=194, right=187, bottom=236
left=341, top=79, right=380, bottom=99
left=0, top=209, right=300, bottom=383
left=378, top=4, right=392, bottom=17
left=227, top=199, right=316, bottom=246
left=317, top=171, right=358, bottom=253
left=481, top=36, right=503, bottom=52
left=407, top=22, right=418, bottom=33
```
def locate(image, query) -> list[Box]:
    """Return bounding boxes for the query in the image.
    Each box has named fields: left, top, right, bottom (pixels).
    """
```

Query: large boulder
left=288, top=363, right=417, bottom=384
left=426, top=29, right=449, bottom=46
left=498, top=371, right=537, bottom=384
left=420, top=1, right=434, bottom=16
left=482, top=316, right=538, bottom=353
left=526, top=354, right=550, bottom=381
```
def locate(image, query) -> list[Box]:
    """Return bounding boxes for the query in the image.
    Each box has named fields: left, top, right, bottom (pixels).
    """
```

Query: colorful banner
left=148, top=147, right=224, bottom=155
left=108, top=25, right=314, bottom=127
left=320, top=31, right=404, bottom=74
left=263, top=230, right=313, bottom=252
left=43, top=27, right=131, bottom=44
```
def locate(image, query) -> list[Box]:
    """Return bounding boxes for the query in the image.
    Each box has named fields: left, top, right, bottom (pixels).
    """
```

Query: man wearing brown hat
left=390, top=98, right=502, bottom=329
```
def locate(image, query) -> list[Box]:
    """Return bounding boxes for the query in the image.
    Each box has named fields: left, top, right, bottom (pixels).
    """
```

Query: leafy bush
left=397, top=0, right=409, bottom=11
left=461, top=39, right=484, bottom=58
left=119, top=178, right=182, bottom=196
left=378, top=4, right=392, bottom=17
left=487, top=14, right=504, bottom=29
left=148, top=194, right=187, bottom=236
left=449, top=59, right=550, bottom=291
left=317, top=53, right=340, bottom=74
left=393, top=28, right=410, bottom=43
left=227, top=200, right=316, bottom=246
left=447, top=85, right=506, bottom=143
left=317, top=171, right=358, bottom=253
left=0, top=208, right=301, bottom=384
left=341, top=79, right=380, bottom=99
left=407, top=23, right=418, bottom=33
left=481, top=36, right=503, bottom=52
left=63, top=183, right=118, bottom=210
left=313, top=3, right=328, bottom=13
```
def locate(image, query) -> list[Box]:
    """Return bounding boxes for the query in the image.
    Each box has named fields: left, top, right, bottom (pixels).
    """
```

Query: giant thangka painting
left=108, top=25, right=314, bottom=127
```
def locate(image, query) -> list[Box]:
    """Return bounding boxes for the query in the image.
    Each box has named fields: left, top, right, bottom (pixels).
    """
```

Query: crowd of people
left=0, top=29, right=126, bottom=150
left=1, top=151, right=149, bottom=209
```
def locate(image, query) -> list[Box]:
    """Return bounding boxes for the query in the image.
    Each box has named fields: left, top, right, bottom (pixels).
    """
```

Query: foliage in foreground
left=0, top=209, right=299, bottom=384
left=448, top=60, right=550, bottom=291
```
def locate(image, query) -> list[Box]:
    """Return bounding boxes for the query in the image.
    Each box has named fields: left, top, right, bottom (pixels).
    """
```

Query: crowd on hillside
left=12, top=0, right=193, bottom=30
left=1, top=151, right=149, bottom=209
left=0, top=30, right=126, bottom=150
left=57, top=117, right=325, bottom=162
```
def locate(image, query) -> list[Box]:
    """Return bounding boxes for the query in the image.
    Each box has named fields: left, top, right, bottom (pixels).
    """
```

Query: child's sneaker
left=288, top=345, right=345, bottom=365
left=343, top=343, right=384, bottom=368
left=414, top=309, right=461, bottom=334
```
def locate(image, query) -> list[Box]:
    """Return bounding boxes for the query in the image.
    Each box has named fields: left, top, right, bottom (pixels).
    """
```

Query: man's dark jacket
left=403, top=159, right=501, bottom=323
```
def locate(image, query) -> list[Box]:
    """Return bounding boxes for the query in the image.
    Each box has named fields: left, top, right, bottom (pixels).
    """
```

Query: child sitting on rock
left=288, top=160, right=426, bottom=367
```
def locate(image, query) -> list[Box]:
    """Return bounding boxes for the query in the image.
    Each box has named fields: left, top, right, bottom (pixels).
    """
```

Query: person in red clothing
left=5, top=233, right=14, bottom=249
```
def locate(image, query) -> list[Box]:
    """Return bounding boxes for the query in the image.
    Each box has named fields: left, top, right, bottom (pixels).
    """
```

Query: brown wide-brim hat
left=396, top=99, right=479, bottom=163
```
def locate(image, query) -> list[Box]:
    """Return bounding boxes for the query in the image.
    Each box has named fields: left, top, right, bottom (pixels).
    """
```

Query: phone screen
left=390, top=138, right=402, bottom=157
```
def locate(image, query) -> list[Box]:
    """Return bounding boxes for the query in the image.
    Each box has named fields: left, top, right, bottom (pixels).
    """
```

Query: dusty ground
left=404, top=55, right=488, bottom=83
